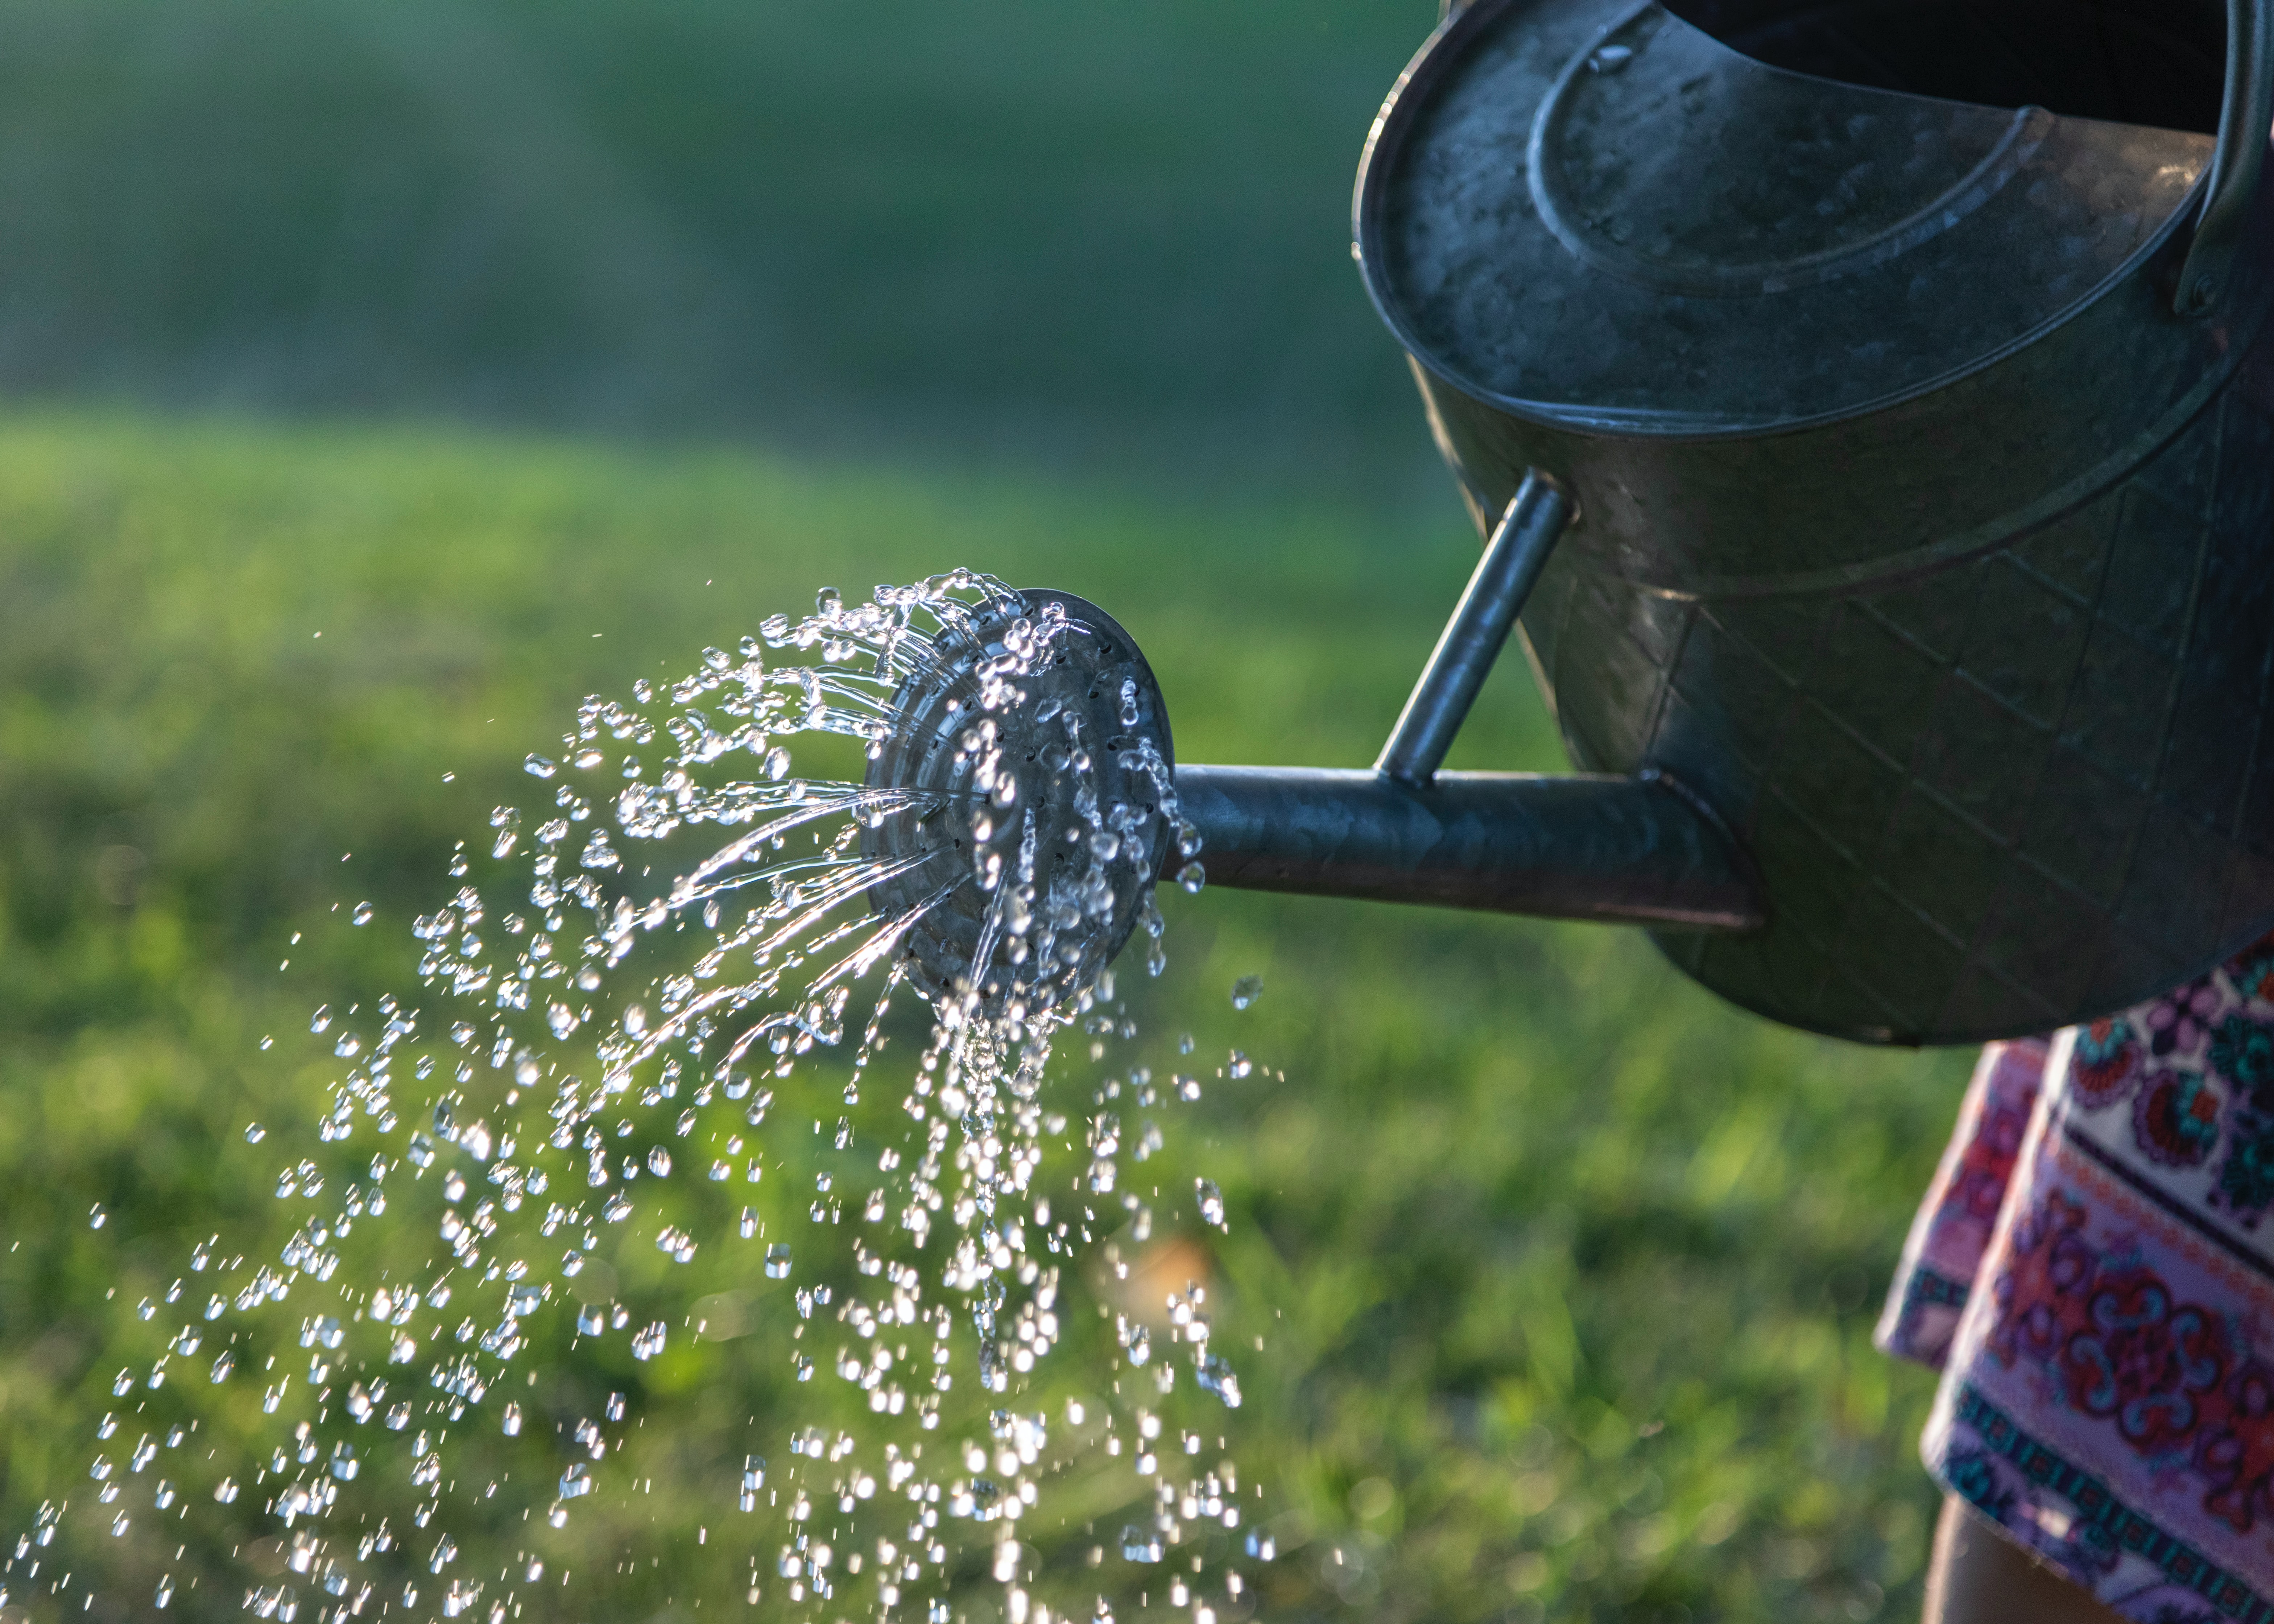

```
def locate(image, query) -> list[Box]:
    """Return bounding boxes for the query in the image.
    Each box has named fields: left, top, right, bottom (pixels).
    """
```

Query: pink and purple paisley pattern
left=1880, top=932, right=2274, bottom=1620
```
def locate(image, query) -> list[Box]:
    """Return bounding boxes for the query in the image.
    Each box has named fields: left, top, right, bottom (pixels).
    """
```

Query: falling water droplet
left=351, top=900, right=375, bottom=927
left=765, top=1243, right=793, bottom=1279
left=1196, top=1179, right=1227, bottom=1231
left=1177, top=861, right=1206, bottom=894
left=1230, top=975, right=1262, bottom=1010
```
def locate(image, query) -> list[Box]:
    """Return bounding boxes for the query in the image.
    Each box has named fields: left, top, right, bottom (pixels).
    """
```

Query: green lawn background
left=0, top=0, right=1454, bottom=506
left=0, top=0, right=1977, bottom=1617
left=0, top=416, right=1969, bottom=1622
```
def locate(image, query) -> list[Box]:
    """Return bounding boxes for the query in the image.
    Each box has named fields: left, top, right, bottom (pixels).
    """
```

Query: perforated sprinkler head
left=862, top=588, right=1174, bottom=1020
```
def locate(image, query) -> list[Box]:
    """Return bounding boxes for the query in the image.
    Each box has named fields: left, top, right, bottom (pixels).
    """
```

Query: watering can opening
left=1661, top=0, right=2227, bottom=136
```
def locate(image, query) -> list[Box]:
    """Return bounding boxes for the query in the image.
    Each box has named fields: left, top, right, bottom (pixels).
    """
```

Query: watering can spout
left=860, top=473, right=1761, bottom=1026
left=1162, top=472, right=1765, bottom=933
left=1164, top=765, right=1764, bottom=931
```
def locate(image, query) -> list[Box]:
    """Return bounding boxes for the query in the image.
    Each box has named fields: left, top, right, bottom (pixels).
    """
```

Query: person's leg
left=1922, top=1496, right=2125, bottom=1623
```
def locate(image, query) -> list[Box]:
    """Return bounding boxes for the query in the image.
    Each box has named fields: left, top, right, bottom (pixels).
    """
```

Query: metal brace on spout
left=1377, top=473, right=1573, bottom=786
left=1164, top=476, right=1769, bottom=932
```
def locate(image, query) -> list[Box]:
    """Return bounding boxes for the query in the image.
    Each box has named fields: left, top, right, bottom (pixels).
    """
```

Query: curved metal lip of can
left=1349, top=0, right=2222, bottom=439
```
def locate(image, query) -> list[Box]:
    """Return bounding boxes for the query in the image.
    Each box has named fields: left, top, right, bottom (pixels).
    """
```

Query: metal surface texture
left=1378, top=473, right=1572, bottom=783
left=862, top=588, right=1172, bottom=1016
left=1168, top=765, right=1764, bottom=931
left=1351, top=0, right=2274, bottom=1042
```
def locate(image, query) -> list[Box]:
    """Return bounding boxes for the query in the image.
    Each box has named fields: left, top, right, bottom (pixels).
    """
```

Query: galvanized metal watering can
left=877, top=0, right=2274, bottom=1046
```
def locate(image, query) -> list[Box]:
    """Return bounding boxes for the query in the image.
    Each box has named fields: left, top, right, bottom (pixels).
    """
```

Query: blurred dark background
left=0, top=0, right=1449, bottom=504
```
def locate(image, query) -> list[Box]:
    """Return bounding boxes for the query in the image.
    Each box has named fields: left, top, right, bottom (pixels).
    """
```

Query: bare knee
left=1922, top=1496, right=2125, bottom=1624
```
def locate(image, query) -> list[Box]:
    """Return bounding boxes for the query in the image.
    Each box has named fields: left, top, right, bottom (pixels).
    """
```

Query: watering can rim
left=1351, top=0, right=2274, bottom=442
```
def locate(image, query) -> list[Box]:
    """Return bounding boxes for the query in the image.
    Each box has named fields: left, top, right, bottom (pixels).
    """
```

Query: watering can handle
left=2175, top=0, right=2274, bottom=315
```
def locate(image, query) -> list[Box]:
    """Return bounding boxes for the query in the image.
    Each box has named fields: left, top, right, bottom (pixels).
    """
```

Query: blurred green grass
left=0, top=0, right=1446, bottom=505
left=0, top=414, right=1971, bottom=1623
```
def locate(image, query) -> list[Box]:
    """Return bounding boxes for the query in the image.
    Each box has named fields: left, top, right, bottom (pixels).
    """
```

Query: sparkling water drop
left=524, top=754, right=558, bottom=779
left=1230, top=974, right=1262, bottom=1010
left=1196, top=1179, right=1227, bottom=1230
left=351, top=900, right=374, bottom=926
left=765, top=1243, right=793, bottom=1278
left=1177, top=862, right=1206, bottom=894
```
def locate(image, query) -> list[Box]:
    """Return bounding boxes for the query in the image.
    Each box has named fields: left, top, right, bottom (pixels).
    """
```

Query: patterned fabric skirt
left=1878, top=933, right=2274, bottom=1620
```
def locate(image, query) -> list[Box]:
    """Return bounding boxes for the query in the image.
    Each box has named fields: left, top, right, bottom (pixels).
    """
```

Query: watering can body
left=867, top=0, right=2274, bottom=1046
left=1333, top=0, right=2274, bottom=1044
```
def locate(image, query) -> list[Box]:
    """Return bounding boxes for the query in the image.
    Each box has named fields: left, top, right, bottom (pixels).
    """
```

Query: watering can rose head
left=861, top=588, right=1177, bottom=1024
